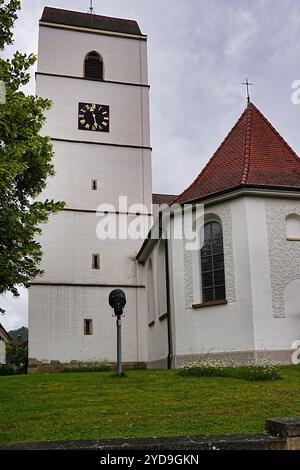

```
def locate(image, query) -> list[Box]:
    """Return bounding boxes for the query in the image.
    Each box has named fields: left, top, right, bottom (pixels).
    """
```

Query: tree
left=6, top=340, right=28, bottom=374
left=0, top=1, right=64, bottom=312
left=8, top=325, right=28, bottom=341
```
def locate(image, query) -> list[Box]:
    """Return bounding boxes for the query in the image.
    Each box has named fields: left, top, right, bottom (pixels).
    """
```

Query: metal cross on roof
left=88, top=0, right=95, bottom=14
left=242, top=78, right=253, bottom=104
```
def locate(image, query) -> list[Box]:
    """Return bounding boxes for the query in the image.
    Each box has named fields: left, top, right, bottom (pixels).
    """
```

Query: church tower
left=28, top=7, right=152, bottom=371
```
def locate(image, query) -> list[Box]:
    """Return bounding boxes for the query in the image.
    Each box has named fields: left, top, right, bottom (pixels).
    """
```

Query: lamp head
left=109, top=289, right=126, bottom=317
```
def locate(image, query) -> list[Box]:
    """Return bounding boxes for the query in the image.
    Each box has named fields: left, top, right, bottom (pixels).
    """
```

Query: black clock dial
left=78, top=102, right=110, bottom=132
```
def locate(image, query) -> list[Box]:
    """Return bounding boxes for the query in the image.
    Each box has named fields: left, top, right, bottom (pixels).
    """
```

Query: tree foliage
left=8, top=325, right=28, bottom=341
left=0, top=1, right=64, bottom=311
left=0, top=0, right=19, bottom=49
left=6, top=340, right=28, bottom=373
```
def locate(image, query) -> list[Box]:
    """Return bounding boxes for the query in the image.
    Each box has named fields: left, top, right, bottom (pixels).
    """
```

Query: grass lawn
left=0, top=366, right=300, bottom=445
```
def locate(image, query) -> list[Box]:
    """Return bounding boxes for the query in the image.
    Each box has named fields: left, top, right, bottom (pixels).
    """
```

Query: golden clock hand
left=92, top=112, right=97, bottom=126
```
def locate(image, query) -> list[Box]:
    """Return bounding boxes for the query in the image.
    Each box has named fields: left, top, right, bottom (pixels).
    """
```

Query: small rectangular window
left=84, top=319, right=93, bottom=336
left=92, top=254, right=100, bottom=270
left=91, top=179, right=98, bottom=191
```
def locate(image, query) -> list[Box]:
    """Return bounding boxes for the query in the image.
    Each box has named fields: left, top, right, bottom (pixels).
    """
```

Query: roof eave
left=175, top=184, right=300, bottom=206
left=0, top=324, right=12, bottom=342
left=137, top=185, right=300, bottom=262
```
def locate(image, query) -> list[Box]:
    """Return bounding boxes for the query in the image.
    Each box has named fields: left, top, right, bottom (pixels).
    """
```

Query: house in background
left=0, top=324, right=12, bottom=365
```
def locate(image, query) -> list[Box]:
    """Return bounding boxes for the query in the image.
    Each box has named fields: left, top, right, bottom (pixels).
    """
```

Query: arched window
left=84, top=51, right=103, bottom=80
left=286, top=214, right=300, bottom=240
left=201, top=221, right=226, bottom=302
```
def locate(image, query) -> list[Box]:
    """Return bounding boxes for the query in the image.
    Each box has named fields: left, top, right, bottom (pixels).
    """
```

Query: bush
left=177, top=359, right=281, bottom=381
left=5, top=341, right=28, bottom=374
left=0, top=364, right=15, bottom=376
left=60, top=361, right=113, bottom=373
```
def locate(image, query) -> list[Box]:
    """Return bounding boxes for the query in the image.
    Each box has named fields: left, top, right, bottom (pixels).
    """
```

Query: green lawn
left=0, top=366, right=300, bottom=445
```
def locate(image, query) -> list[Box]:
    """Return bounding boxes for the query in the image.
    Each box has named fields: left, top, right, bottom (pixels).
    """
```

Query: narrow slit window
left=92, top=254, right=100, bottom=270
left=84, top=319, right=93, bottom=336
left=91, top=179, right=98, bottom=191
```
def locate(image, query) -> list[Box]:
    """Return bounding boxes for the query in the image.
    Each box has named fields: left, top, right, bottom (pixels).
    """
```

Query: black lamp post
left=109, top=289, right=126, bottom=376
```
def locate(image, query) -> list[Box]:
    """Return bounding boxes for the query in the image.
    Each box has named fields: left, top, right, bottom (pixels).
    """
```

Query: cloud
left=0, top=289, right=28, bottom=331
left=223, top=10, right=259, bottom=58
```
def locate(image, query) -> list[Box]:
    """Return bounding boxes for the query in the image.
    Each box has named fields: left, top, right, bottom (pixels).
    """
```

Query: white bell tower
left=28, top=7, right=152, bottom=371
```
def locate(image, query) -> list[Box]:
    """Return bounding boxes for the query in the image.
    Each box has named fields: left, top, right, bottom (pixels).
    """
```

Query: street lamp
left=109, top=289, right=126, bottom=376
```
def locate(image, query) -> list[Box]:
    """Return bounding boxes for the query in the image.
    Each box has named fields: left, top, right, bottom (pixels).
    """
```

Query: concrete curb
left=0, top=434, right=286, bottom=451
left=1, top=418, right=299, bottom=451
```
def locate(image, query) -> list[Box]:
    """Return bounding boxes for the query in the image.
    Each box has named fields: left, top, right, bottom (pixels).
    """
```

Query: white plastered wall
left=168, top=197, right=255, bottom=361
left=29, top=285, right=147, bottom=364
left=0, top=341, right=6, bottom=364
left=36, top=76, right=151, bottom=148
left=250, top=197, right=300, bottom=352
left=39, top=141, right=152, bottom=213
left=29, top=19, right=152, bottom=366
left=145, top=241, right=169, bottom=366
left=38, top=26, right=148, bottom=84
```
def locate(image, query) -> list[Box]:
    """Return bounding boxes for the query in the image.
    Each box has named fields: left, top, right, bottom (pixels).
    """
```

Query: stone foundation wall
left=174, top=349, right=293, bottom=368
left=28, top=360, right=147, bottom=374
left=28, top=348, right=293, bottom=373
left=147, top=357, right=169, bottom=369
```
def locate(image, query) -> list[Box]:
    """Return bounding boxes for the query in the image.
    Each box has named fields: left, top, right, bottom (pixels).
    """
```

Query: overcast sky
left=1, top=0, right=300, bottom=330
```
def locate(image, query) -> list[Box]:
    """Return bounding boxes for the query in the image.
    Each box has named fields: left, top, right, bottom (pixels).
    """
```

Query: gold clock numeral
left=102, top=111, right=108, bottom=115
left=80, top=119, right=85, bottom=125
left=79, top=114, right=84, bottom=119
left=85, top=123, right=90, bottom=129
left=102, top=122, right=108, bottom=127
left=103, top=117, right=109, bottom=121
left=92, top=125, right=96, bottom=131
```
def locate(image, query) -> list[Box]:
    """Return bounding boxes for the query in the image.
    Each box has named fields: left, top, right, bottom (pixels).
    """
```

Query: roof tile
left=174, top=103, right=300, bottom=204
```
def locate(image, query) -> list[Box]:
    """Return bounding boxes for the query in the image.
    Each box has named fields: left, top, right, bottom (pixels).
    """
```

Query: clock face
left=78, top=102, right=110, bottom=132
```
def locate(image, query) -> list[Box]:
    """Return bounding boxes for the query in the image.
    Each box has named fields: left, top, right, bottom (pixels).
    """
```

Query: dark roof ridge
left=241, top=104, right=253, bottom=185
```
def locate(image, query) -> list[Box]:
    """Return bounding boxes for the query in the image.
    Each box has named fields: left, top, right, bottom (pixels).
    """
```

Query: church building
left=28, top=7, right=300, bottom=371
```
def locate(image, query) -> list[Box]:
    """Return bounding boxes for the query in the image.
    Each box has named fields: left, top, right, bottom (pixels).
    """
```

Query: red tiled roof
left=152, top=193, right=177, bottom=205
left=40, top=7, right=142, bottom=36
left=173, top=103, right=300, bottom=205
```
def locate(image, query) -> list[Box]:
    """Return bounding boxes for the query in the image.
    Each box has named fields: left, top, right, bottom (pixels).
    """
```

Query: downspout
left=165, top=239, right=173, bottom=369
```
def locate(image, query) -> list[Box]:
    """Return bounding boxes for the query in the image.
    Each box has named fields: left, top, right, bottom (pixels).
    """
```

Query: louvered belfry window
left=84, top=51, right=103, bottom=80
left=201, top=221, right=226, bottom=303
